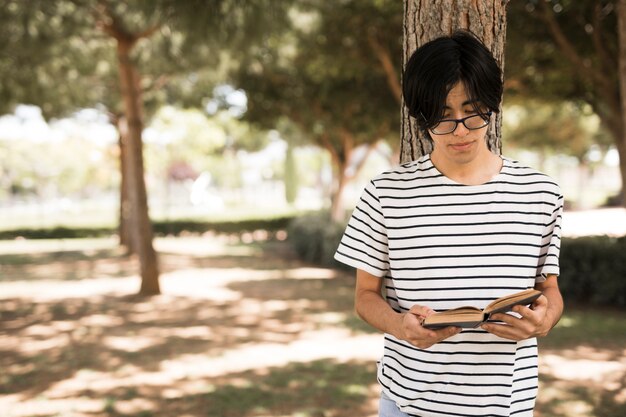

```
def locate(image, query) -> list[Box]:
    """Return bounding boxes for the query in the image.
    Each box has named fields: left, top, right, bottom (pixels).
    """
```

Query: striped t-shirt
left=334, top=155, right=563, bottom=417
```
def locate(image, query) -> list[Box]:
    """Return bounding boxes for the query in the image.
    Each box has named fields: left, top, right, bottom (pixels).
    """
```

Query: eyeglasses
left=430, top=112, right=492, bottom=135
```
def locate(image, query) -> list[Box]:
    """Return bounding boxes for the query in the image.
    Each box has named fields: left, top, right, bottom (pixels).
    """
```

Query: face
left=429, top=82, right=491, bottom=168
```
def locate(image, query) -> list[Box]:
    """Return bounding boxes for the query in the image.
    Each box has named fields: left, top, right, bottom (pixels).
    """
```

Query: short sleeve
left=334, top=180, right=389, bottom=277
left=537, top=193, right=563, bottom=281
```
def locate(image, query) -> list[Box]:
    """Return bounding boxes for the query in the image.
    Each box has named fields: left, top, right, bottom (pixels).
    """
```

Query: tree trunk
left=330, top=165, right=348, bottom=222
left=400, top=0, right=509, bottom=164
left=616, top=0, right=626, bottom=206
left=116, top=116, right=135, bottom=254
left=323, top=133, right=353, bottom=223
left=116, top=39, right=160, bottom=295
left=284, top=137, right=298, bottom=205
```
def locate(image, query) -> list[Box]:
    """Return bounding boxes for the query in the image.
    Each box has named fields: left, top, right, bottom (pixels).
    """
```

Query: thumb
left=531, top=294, right=548, bottom=309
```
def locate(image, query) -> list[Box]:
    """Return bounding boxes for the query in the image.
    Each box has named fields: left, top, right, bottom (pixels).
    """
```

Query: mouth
left=449, top=141, right=474, bottom=151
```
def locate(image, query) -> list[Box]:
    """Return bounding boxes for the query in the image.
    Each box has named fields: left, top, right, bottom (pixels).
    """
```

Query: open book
left=422, top=289, right=542, bottom=330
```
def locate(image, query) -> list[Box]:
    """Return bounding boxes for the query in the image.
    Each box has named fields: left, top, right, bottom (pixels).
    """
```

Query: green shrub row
left=0, top=216, right=296, bottom=240
left=152, top=216, right=293, bottom=236
left=287, top=212, right=349, bottom=269
left=0, top=226, right=115, bottom=240
left=559, top=235, right=626, bottom=307
left=287, top=213, right=626, bottom=307
left=287, top=212, right=348, bottom=269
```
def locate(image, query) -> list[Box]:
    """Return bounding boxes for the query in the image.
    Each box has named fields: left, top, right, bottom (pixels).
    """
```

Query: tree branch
left=592, top=0, right=617, bottom=76
left=537, top=1, right=612, bottom=92
left=367, top=30, right=402, bottom=105
left=144, top=74, right=170, bottom=94
left=94, top=0, right=160, bottom=44
left=136, top=24, right=162, bottom=40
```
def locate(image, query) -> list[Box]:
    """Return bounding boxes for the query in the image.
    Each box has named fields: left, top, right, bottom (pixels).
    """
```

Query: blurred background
left=1, top=1, right=625, bottom=417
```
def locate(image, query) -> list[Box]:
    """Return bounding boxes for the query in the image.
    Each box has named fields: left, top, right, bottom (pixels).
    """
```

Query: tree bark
left=116, top=116, right=135, bottom=254
left=616, top=0, right=626, bottom=206
left=116, top=39, right=160, bottom=295
left=321, top=132, right=353, bottom=223
left=96, top=0, right=161, bottom=295
left=400, top=0, right=509, bottom=164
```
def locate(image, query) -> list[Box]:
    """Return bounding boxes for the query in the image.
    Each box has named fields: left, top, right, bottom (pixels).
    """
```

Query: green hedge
left=559, top=235, right=626, bottom=307
left=0, top=216, right=296, bottom=240
left=0, top=226, right=115, bottom=240
left=287, top=212, right=349, bottom=269
left=287, top=213, right=626, bottom=307
left=152, top=216, right=293, bottom=236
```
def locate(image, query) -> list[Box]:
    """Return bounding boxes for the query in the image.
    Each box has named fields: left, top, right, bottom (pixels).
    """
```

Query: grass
left=540, top=306, right=626, bottom=350
left=0, top=237, right=624, bottom=417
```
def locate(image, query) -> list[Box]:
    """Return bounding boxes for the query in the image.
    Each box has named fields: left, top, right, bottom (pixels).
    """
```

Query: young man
left=334, top=30, right=564, bottom=417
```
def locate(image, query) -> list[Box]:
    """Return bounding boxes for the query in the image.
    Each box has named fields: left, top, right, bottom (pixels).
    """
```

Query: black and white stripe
left=335, top=155, right=562, bottom=417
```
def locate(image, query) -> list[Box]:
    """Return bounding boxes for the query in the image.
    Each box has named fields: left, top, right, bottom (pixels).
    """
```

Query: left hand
left=481, top=295, right=552, bottom=341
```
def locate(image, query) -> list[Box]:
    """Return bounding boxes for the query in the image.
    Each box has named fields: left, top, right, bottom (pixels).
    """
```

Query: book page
left=484, top=289, right=541, bottom=315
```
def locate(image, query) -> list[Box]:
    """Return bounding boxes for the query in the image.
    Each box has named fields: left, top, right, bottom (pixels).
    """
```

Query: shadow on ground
left=0, top=237, right=624, bottom=417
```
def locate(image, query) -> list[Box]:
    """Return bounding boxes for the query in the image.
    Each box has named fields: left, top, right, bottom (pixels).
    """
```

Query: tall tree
left=94, top=2, right=161, bottom=294
left=0, top=0, right=290, bottom=294
left=507, top=0, right=624, bottom=206
left=400, top=0, right=509, bottom=164
left=236, top=0, right=403, bottom=221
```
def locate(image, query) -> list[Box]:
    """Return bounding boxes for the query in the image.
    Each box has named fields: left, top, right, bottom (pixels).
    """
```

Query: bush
left=0, top=216, right=296, bottom=240
left=286, top=214, right=625, bottom=307
left=287, top=212, right=348, bottom=269
left=559, top=236, right=626, bottom=307
left=0, top=226, right=115, bottom=240
left=152, top=216, right=294, bottom=237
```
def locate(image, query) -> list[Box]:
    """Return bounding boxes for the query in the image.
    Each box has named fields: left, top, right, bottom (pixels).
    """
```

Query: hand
left=481, top=295, right=552, bottom=341
left=399, top=305, right=462, bottom=349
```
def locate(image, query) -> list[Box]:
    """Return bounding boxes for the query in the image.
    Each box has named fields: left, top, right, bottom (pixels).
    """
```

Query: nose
left=453, top=121, right=470, bottom=137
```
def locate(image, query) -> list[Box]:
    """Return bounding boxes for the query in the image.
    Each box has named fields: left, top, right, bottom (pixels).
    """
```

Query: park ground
left=1, top=208, right=626, bottom=417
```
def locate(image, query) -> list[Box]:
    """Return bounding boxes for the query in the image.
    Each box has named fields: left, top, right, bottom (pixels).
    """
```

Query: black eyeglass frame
left=428, top=111, right=493, bottom=135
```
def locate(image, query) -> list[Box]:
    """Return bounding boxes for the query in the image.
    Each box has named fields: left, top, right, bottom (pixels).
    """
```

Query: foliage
left=506, top=1, right=617, bottom=101
left=506, top=0, right=624, bottom=205
left=287, top=211, right=348, bottom=268
left=0, top=216, right=297, bottom=240
left=0, top=0, right=115, bottom=117
left=559, top=235, right=626, bottom=307
left=0, top=0, right=292, bottom=119
left=0, top=118, right=118, bottom=199
left=232, top=0, right=402, bottom=219
left=144, top=106, right=270, bottom=187
left=236, top=0, right=401, bottom=144
left=502, top=101, right=613, bottom=160
left=0, top=226, right=115, bottom=240
left=152, top=216, right=294, bottom=236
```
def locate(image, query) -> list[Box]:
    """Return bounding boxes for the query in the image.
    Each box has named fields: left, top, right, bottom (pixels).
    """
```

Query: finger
left=490, top=312, right=521, bottom=325
left=409, top=304, right=435, bottom=317
left=433, top=326, right=462, bottom=340
left=481, top=322, right=524, bottom=341
left=492, top=312, right=537, bottom=336
left=512, top=305, right=540, bottom=323
left=403, top=313, right=438, bottom=338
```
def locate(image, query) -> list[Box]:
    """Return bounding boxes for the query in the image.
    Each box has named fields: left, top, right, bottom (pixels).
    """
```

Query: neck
left=431, top=150, right=503, bottom=186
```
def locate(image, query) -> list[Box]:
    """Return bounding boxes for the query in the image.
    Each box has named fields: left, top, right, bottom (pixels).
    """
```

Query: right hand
left=399, top=305, right=461, bottom=349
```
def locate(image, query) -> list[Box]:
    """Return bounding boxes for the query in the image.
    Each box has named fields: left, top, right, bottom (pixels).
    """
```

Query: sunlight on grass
left=555, top=315, right=579, bottom=328
left=541, top=307, right=626, bottom=349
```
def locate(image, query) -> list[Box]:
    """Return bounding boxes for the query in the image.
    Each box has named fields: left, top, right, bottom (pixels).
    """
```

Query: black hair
left=402, top=30, right=502, bottom=134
